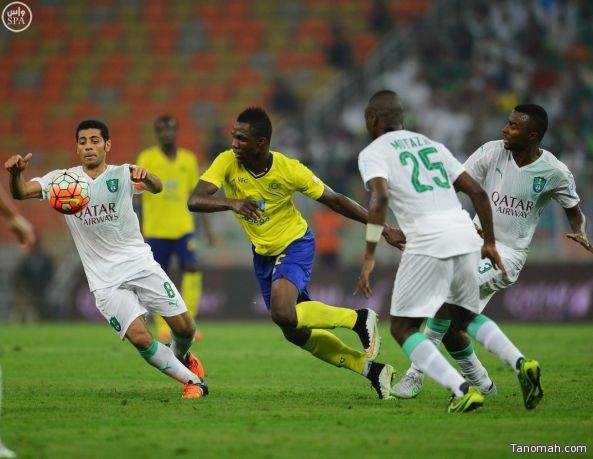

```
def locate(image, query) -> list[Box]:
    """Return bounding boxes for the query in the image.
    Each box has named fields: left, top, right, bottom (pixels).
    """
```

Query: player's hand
left=354, top=255, right=375, bottom=298
left=383, top=225, right=406, bottom=251
left=481, top=242, right=506, bottom=276
left=8, top=213, right=35, bottom=251
left=5, top=153, right=32, bottom=175
left=231, top=199, right=262, bottom=221
left=129, top=164, right=149, bottom=182
left=566, top=233, right=593, bottom=254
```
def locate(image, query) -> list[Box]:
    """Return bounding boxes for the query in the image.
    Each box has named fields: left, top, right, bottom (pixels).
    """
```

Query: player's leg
left=268, top=230, right=380, bottom=358
left=93, top=285, right=206, bottom=398
left=391, top=315, right=482, bottom=412
left=388, top=253, right=484, bottom=412
left=260, top=235, right=392, bottom=399
left=460, top=251, right=542, bottom=409
left=393, top=252, right=506, bottom=397
left=443, top=307, right=496, bottom=395
left=466, top=313, right=542, bottom=409
left=146, top=238, right=174, bottom=341
left=295, top=301, right=379, bottom=360
left=271, top=278, right=371, bottom=376
left=178, top=233, right=203, bottom=340
left=280, top=324, right=393, bottom=400
left=132, top=266, right=208, bottom=398
left=440, top=254, right=496, bottom=394
left=134, top=266, right=206, bottom=378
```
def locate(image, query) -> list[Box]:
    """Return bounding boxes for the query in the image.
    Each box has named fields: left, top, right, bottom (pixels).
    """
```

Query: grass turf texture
left=0, top=322, right=591, bottom=459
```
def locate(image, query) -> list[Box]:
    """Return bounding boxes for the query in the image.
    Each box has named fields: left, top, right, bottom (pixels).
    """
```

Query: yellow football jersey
left=136, top=146, right=199, bottom=239
left=200, top=150, right=325, bottom=256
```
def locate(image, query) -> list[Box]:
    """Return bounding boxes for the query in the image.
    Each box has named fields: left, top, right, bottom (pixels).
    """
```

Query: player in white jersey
left=4, top=120, right=208, bottom=399
left=354, top=90, right=505, bottom=413
left=393, top=104, right=590, bottom=410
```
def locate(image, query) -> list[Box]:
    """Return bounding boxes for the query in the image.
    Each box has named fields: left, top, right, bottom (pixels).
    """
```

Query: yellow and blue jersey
left=200, top=150, right=325, bottom=256
left=136, top=146, right=199, bottom=239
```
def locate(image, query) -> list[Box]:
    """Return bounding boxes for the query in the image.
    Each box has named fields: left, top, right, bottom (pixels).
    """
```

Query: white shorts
left=93, top=265, right=188, bottom=339
left=477, top=243, right=526, bottom=312
left=390, top=251, right=481, bottom=318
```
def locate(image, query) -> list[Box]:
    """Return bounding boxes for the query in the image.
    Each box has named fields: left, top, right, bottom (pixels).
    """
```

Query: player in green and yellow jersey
left=137, top=115, right=214, bottom=342
left=188, top=107, right=406, bottom=399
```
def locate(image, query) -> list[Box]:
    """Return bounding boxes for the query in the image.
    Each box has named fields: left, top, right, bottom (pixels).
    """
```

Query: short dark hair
left=368, top=89, right=404, bottom=126
left=76, top=120, right=109, bottom=141
left=237, top=107, right=272, bottom=143
left=154, top=114, right=178, bottom=129
left=514, top=104, right=548, bottom=141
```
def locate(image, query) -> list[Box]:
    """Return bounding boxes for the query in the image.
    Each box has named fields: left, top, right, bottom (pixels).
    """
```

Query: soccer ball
left=49, top=171, right=90, bottom=214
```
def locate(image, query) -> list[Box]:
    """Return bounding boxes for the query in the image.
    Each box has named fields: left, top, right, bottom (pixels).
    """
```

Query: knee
left=281, top=327, right=310, bottom=346
left=168, top=313, right=196, bottom=338
left=175, top=321, right=196, bottom=338
left=270, top=305, right=297, bottom=328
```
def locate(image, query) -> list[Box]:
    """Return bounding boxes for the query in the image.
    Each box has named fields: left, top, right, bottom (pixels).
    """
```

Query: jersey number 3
left=399, top=147, right=451, bottom=193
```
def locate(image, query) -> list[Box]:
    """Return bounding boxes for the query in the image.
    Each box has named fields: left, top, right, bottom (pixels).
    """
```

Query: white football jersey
left=358, top=129, right=482, bottom=258
left=465, top=140, right=580, bottom=252
left=33, top=164, right=159, bottom=291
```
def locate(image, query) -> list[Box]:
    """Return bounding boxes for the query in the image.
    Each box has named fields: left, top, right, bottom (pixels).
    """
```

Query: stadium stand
left=0, top=0, right=427, bottom=244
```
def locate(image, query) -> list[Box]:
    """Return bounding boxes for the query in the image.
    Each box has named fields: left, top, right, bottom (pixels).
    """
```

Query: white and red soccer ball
left=49, top=171, right=90, bottom=214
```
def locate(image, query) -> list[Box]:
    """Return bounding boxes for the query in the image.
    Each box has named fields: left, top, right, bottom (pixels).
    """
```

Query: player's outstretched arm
left=188, top=179, right=262, bottom=221
left=4, top=153, right=42, bottom=200
left=454, top=171, right=506, bottom=274
left=316, top=184, right=405, bottom=248
left=0, top=184, right=35, bottom=250
left=316, top=185, right=369, bottom=224
left=564, top=205, right=593, bottom=253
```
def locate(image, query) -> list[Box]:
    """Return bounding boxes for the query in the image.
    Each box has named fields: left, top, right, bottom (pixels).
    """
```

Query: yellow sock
left=154, top=314, right=170, bottom=339
left=182, top=271, right=202, bottom=319
left=302, top=329, right=366, bottom=374
left=295, top=301, right=357, bottom=330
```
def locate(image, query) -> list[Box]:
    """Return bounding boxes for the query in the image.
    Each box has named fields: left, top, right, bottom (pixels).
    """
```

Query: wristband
left=366, top=223, right=383, bottom=243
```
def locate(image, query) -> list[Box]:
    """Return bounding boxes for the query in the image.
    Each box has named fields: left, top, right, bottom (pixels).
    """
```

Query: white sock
left=472, top=319, right=523, bottom=373
left=139, top=339, right=201, bottom=384
left=450, top=345, right=493, bottom=391
left=409, top=318, right=449, bottom=375
left=405, top=333, right=466, bottom=396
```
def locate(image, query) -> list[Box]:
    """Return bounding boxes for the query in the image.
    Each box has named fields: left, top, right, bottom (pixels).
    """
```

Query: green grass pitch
left=0, top=322, right=591, bottom=459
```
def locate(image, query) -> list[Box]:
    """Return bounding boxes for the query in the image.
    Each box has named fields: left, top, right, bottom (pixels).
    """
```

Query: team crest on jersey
left=106, top=178, right=119, bottom=192
left=532, top=177, right=546, bottom=193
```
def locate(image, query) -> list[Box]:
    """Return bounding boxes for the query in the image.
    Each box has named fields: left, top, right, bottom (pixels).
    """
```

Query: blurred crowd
left=302, top=0, right=593, bottom=197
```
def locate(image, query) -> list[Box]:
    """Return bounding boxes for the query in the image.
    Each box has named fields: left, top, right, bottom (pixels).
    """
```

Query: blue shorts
left=146, top=233, right=198, bottom=272
left=252, top=228, right=314, bottom=310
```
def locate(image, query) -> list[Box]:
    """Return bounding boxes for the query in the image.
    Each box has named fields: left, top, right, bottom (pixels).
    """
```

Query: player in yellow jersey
left=188, top=107, right=405, bottom=399
left=137, top=115, right=214, bottom=342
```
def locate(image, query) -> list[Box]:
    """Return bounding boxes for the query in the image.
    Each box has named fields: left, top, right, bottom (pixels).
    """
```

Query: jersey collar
left=246, top=153, right=273, bottom=179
